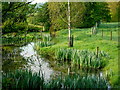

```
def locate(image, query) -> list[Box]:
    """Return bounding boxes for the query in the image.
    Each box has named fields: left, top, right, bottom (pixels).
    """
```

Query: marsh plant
left=35, top=35, right=54, bottom=47
left=35, top=41, right=54, bottom=47
left=55, top=48, right=109, bottom=69
left=2, top=69, right=45, bottom=89
left=42, top=35, right=52, bottom=42
left=3, top=69, right=109, bottom=89
left=47, top=74, right=109, bottom=88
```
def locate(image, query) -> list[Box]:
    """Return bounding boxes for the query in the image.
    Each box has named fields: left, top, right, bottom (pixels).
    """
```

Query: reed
left=46, top=74, right=109, bottom=88
left=55, top=48, right=108, bottom=69
left=3, top=69, right=109, bottom=89
left=2, top=69, right=45, bottom=89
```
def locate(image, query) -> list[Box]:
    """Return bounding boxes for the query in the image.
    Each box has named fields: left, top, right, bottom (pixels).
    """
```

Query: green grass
left=35, top=22, right=119, bottom=87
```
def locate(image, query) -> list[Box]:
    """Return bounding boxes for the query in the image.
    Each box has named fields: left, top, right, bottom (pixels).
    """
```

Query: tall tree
left=2, top=2, right=31, bottom=34
left=37, top=3, right=50, bottom=31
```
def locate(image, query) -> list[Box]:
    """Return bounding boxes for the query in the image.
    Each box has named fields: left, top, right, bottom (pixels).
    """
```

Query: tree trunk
left=68, top=0, right=72, bottom=47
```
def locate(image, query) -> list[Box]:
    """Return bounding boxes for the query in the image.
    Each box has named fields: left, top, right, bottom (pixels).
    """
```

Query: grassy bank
left=35, top=22, right=119, bottom=87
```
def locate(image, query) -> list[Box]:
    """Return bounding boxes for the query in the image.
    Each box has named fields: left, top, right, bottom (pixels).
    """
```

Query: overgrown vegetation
left=55, top=48, right=108, bottom=69
left=35, top=35, right=54, bottom=47
left=3, top=69, right=109, bottom=89
left=2, top=70, right=44, bottom=89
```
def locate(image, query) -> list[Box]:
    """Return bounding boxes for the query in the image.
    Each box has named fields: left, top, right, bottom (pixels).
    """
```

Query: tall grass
left=35, top=41, right=54, bottom=47
left=35, top=35, right=54, bottom=47
left=42, top=35, right=52, bottom=42
left=2, top=69, right=45, bottom=89
left=46, top=74, right=109, bottom=88
left=55, top=48, right=109, bottom=69
left=3, top=70, right=109, bottom=89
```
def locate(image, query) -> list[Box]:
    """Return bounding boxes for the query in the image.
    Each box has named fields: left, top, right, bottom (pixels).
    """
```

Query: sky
left=30, top=0, right=48, bottom=4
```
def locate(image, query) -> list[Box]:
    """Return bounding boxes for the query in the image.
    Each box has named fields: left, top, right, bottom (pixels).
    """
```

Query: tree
left=83, top=2, right=111, bottom=28
left=35, top=3, right=50, bottom=31
left=48, top=2, right=111, bottom=30
left=2, top=2, right=31, bottom=34
left=48, top=2, right=85, bottom=36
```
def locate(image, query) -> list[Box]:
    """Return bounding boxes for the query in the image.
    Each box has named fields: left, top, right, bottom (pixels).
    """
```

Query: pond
left=2, top=41, right=111, bottom=88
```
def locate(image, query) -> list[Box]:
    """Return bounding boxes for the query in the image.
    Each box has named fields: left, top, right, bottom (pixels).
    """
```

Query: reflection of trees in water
left=2, top=46, right=27, bottom=72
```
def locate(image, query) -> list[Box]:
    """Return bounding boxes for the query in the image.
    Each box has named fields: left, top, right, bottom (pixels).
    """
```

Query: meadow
left=35, top=22, right=119, bottom=87
left=2, top=22, right=119, bottom=88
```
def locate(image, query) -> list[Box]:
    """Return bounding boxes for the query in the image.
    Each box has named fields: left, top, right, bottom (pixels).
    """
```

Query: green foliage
left=48, top=2, right=111, bottom=32
left=36, top=41, right=54, bottom=47
left=2, top=69, right=45, bottom=89
left=83, top=2, right=111, bottom=27
left=55, top=48, right=108, bottom=69
left=35, top=35, right=54, bottom=47
left=47, top=74, right=109, bottom=88
left=3, top=69, right=109, bottom=89
left=28, top=24, right=42, bottom=32
left=30, top=3, right=51, bottom=31
left=2, top=2, right=32, bottom=34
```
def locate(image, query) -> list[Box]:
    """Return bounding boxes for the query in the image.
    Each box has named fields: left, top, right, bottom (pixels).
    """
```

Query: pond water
left=2, top=41, right=111, bottom=88
left=20, top=42, right=54, bottom=81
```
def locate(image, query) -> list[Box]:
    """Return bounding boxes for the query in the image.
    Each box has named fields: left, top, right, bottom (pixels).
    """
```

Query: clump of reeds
left=35, top=35, right=54, bottom=47
left=55, top=48, right=108, bottom=69
left=3, top=69, right=109, bottom=89
left=2, top=69, right=45, bottom=89
left=36, top=41, right=54, bottom=47
left=46, top=74, right=109, bottom=88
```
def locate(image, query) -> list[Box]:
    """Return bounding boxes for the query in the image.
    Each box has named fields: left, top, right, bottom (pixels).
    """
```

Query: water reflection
left=20, top=42, right=54, bottom=81
left=2, top=46, right=27, bottom=72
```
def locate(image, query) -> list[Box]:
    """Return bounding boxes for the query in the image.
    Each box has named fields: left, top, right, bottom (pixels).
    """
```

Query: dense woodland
left=1, top=1, right=120, bottom=89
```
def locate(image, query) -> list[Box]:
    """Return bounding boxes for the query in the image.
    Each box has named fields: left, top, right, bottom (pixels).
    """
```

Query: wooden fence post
left=96, top=47, right=99, bottom=58
left=70, top=35, right=74, bottom=47
left=111, top=31, right=112, bottom=40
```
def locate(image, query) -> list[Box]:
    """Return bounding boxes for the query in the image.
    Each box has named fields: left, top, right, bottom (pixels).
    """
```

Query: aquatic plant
left=35, top=41, right=54, bottom=48
left=42, top=35, right=52, bottom=42
left=55, top=48, right=109, bottom=69
left=3, top=70, right=109, bottom=89
left=2, top=69, right=45, bottom=89
left=46, top=74, right=109, bottom=88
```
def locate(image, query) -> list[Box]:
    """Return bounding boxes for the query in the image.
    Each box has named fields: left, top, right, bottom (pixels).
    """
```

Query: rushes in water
left=2, top=69, right=44, bottom=89
left=55, top=48, right=109, bottom=69
left=46, top=74, right=109, bottom=88
left=3, top=70, right=109, bottom=89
